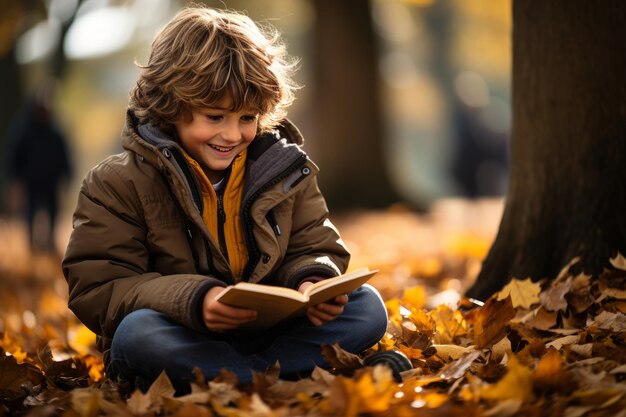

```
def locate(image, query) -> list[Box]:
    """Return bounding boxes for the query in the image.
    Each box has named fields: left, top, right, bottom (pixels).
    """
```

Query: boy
left=63, top=5, right=402, bottom=392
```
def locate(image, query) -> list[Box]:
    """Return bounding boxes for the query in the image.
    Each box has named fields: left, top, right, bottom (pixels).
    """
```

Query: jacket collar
left=121, top=110, right=313, bottom=208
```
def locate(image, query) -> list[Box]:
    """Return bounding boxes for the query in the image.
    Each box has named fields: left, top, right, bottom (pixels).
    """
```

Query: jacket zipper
left=217, top=193, right=229, bottom=262
left=241, top=154, right=308, bottom=279
left=166, top=146, right=229, bottom=280
left=266, top=210, right=282, bottom=236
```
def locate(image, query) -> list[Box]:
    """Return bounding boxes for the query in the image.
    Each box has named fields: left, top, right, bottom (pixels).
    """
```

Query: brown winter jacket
left=62, top=111, right=350, bottom=366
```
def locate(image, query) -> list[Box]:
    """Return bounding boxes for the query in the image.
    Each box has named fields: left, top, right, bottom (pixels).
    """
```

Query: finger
left=204, top=312, right=254, bottom=327
left=209, top=301, right=257, bottom=320
left=315, top=302, right=345, bottom=316
left=333, top=294, right=349, bottom=305
left=330, top=294, right=348, bottom=306
left=307, top=306, right=339, bottom=323
left=306, top=311, right=323, bottom=327
left=205, top=321, right=241, bottom=332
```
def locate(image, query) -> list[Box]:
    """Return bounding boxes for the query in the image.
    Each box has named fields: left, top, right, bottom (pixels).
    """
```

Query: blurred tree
left=467, top=0, right=626, bottom=300
left=312, top=0, right=401, bottom=209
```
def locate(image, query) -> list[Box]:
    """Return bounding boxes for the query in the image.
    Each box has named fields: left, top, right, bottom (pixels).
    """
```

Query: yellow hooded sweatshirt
left=183, top=149, right=248, bottom=280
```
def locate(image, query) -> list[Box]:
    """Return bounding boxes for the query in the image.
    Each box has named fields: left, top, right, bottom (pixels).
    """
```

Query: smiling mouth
left=209, top=144, right=236, bottom=152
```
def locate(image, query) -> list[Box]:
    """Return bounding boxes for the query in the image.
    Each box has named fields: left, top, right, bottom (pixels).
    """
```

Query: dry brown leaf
left=208, top=380, right=242, bottom=407
left=566, top=274, right=595, bottom=313
left=520, top=306, right=558, bottom=331
left=589, top=311, right=626, bottom=332
left=610, top=252, right=626, bottom=271
left=0, top=351, right=45, bottom=402
left=540, top=280, right=570, bottom=312
left=321, top=343, right=364, bottom=374
left=438, top=351, right=481, bottom=380
left=467, top=296, right=516, bottom=349
left=497, top=278, right=541, bottom=309
left=127, top=389, right=152, bottom=415
left=609, top=364, right=626, bottom=375
left=569, top=343, right=594, bottom=358
left=433, top=344, right=473, bottom=361
left=172, top=402, right=213, bottom=417
left=546, top=335, right=580, bottom=350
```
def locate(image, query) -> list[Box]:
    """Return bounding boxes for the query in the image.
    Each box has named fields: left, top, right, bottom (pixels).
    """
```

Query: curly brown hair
left=129, top=5, right=298, bottom=134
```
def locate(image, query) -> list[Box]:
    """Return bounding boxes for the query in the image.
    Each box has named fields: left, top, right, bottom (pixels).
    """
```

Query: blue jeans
left=109, top=285, right=387, bottom=392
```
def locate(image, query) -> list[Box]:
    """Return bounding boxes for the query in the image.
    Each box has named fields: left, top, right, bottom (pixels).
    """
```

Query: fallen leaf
left=127, top=389, right=152, bottom=415
left=609, top=363, right=626, bottom=375
left=433, top=344, right=473, bottom=361
left=497, top=278, right=541, bottom=309
left=533, top=348, right=571, bottom=393
left=540, top=280, right=570, bottom=312
left=521, top=307, right=558, bottom=330
left=208, top=380, right=242, bottom=407
left=569, top=343, right=593, bottom=358
left=0, top=350, right=45, bottom=402
left=610, top=252, right=626, bottom=271
left=589, top=311, right=626, bottom=332
left=430, top=304, right=468, bottom=344
left=328, top=367, right=396, bottom=417
left=546, top=335, right=580, bottom=350
left=566, top=274, right=595, bottom=313
left=321, top=343, right=363, bottom=375
left=480, top=355, right=533, bottom=402
left=483, top=398, right=523, bottom=417
left=438, top=351, right=481, bottom=380
left=467, top=296, right=516, bottom=349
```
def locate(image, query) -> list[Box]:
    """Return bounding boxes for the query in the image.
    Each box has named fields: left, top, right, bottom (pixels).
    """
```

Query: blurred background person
left=3, top=80, right=73, bottom=254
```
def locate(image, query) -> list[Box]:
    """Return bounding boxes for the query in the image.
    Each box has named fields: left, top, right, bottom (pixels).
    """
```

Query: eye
left=241, top=114, right=258, bottom=123
left=205, top=114, right=223, bottom=121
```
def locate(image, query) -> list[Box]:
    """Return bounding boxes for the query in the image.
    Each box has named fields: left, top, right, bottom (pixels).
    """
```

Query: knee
left=344, top=285, right=388, bottom=347
left=111, top=309, right=166, bottom=357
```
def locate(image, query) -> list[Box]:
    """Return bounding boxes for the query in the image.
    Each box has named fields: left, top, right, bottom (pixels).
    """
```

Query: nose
left=221, top=119, right=242, bottom=143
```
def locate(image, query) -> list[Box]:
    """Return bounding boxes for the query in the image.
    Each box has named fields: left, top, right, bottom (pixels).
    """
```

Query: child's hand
left=298, top=281, right=348, bottom=326
left=202, top=286, right=257, bottom=331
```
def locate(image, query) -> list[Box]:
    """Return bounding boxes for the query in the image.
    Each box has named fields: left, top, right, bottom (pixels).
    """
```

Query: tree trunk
left=467, top=0, right=626, bottom=300
left=312, top=0, right=400, bottom=209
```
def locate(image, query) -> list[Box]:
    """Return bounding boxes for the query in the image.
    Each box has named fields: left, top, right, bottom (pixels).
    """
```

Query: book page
left=215, top=285, right=306, bottom=329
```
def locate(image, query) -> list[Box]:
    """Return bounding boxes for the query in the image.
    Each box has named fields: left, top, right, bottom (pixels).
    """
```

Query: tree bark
left=312, top=0, right=401, bottom=209
left=467, top=0, right=626, bottom=300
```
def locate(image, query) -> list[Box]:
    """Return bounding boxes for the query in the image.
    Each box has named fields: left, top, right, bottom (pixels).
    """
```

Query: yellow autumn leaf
left=385, top=298, right=402, bottom=323
left=402, top=286, right=426, bottom=310
left=68, top=324, right=97, bottom=356
left=481, top=355, right=534, bottom=402
left=408, top=307, right=435, bottom=333
left=330, top=367, right=397, bottom=417
left=430, top=304, right=468, bottom=344
left=497, top=278, right=541, bottom=309
left=533, top=348, right=566, bottom=391
left=9, top=347, right=27, bottom=364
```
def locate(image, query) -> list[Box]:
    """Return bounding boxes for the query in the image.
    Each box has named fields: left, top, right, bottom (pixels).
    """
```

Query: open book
left=215, top=268, right=378, bottom=329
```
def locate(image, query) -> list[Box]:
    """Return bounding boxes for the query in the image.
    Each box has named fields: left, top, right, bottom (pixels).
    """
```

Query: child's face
left=175, top=99, right=259, bottom=183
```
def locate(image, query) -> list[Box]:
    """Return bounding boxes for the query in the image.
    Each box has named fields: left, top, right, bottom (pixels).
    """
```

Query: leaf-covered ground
left=2, top=200, right=626, bottom=417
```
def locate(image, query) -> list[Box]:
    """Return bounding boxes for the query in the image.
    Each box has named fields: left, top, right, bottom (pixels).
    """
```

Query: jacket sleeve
left=273, top=176, right=351, bottom=289
left=62, top=162, right=221, bottom=338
